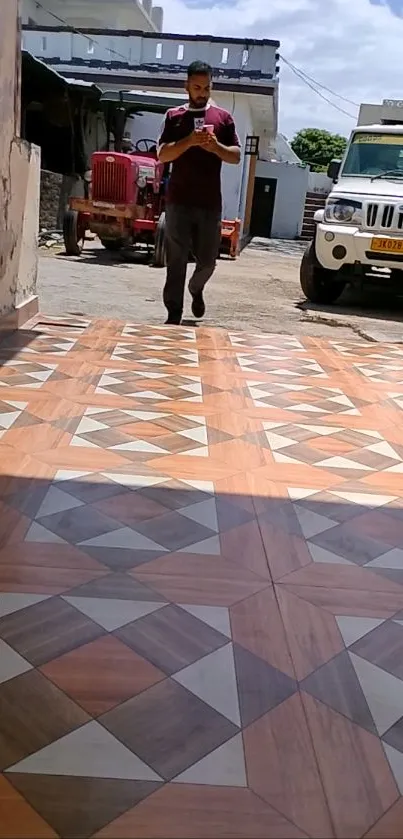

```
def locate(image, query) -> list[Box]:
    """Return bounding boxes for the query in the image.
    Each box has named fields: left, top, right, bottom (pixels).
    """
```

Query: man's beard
left=189, top=97, right=208, bottom=110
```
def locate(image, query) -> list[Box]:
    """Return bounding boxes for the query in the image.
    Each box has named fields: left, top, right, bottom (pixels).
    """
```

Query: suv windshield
left=342, top=132, right=403, bottom=177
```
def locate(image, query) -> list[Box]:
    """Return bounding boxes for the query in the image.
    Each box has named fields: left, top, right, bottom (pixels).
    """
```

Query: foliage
left=291, top=128, right=348, bottom=172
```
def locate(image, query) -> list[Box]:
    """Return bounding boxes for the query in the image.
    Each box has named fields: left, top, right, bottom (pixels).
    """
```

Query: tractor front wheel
left=100, top=239, right=125, bottom=251
left=154, top=212, right=166, bottom=268
left=63, top=210, right=86, bottom=256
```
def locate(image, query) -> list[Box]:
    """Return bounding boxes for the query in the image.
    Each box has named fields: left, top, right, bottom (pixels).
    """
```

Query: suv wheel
left=300, top=242, right=346, bottom=304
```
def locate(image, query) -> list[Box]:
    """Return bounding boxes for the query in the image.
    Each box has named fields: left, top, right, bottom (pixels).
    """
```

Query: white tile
left=308, top=543, right=353, bottom=565
left=173, top=735, right=246, bottom=787
left=330, top=491, right=396, bottom=508
left=302, top=425, right=342, bottom=436
left=79, top=527, right=166, bottom=552
left=0, top=640, right=32, bottom=684
left=349, top=653, right=403, bottom=735
left=63, top=597, right=164, bottom=631
left=335, top=617, right=385, bottom=647
left=70, top=436, right=100, bottom=448
left=36, top=487, right=84, bottom=519
left=287, top=487, right=318, bottom=501
left=0, top=593, right=50, bottom=618
left=7, top=721, right=161, bottom=780
left=132, top=391, right=169, bottom=400
left=316, top=456, right=372, bottom=470
left=0, top=410, right=21, bottom=429
left=367, top=441, right=401, bottom=461
left=383, top=744, right=403, bottom=794
left=264, top=431, right=294, bottom=451
left=178, top=425, right=208, bottom=445
left=273, top=452, right=303, bottom=465
left=75, top=417, right=109, bottom=434
left=180, top=604, right=231, bottom=638
left=181, top=479, right=215, bottom=494
left=103, top=474, right=165, bottom=490
left=286, top=403, right=323, bottom=413
left=54, top=470, right=93, bottom=482
left=174, top=644, right=240, bottom=726
left=111, top=441, right=167, bottom=453
left=183, top=447, right=209, bottom=457
left=25, top=522, right=68, bottom=544
left=180, top=499, right=218, bottom=533
left=294, top=506, right=336, bottom=539
left=179, top=535, right=221, bottom=555
left=368, top=549, right=403, bottom=569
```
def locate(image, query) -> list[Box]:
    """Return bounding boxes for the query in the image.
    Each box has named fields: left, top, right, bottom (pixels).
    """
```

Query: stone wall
left=40, top=170, right=63, bottom=231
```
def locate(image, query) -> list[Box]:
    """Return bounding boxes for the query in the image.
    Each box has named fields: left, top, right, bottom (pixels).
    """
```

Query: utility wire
left=31, top=1, right=131, bottom=63
left=280, top=54, right=357, bottom=120
left=280, top=55, right=359, bottom=107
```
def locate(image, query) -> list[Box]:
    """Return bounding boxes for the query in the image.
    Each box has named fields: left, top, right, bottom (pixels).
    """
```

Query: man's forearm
left=214, top=144, right=241, bottom=165
left=157, top=136, right=190, bottom=164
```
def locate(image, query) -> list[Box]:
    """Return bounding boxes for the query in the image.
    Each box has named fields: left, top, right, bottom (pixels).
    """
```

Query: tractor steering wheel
left=135, top=139, right=157, bottom=154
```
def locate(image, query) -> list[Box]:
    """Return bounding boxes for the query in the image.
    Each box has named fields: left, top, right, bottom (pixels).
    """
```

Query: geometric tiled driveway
left=1, top=316, right=403, bottom=837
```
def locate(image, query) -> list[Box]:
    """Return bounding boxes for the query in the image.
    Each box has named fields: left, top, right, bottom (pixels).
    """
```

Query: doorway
left=250, top=177, right=277, bottom=238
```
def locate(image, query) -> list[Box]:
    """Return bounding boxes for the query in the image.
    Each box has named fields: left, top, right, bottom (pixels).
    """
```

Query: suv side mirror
left=327, top=159, right=341, bottom=181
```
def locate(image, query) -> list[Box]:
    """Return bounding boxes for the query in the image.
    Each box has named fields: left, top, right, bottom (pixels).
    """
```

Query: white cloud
left=161, top=0, right=403, bottom=139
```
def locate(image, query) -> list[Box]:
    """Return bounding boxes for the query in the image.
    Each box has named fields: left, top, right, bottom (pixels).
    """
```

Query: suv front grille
left=365, top=202, right=403, bottom=231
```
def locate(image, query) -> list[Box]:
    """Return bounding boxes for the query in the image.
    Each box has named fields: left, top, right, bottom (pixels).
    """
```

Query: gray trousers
left=163, top=203, right=221, bottom=314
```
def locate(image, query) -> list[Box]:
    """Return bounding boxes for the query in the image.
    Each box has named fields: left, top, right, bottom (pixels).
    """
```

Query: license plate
left=371, top=237, right=403, bottom=253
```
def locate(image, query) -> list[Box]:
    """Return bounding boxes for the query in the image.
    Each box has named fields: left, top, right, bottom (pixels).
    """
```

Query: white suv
left=300, top=124, right=403, bottom=303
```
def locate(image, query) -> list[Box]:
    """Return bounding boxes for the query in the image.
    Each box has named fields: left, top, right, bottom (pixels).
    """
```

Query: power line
left=280, top=55, right=359, bottom=108
left=280, top=54, right=357, bottom=120
left=32, top=1, right=131, bottom=63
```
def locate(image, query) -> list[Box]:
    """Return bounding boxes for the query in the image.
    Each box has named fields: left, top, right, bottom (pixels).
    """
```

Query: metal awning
left=99, top=89, right=188, bottom=114
left=22, top=51, right=101, bottom=96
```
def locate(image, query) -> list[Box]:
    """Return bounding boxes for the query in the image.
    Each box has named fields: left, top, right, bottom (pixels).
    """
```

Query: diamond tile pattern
left=2, top=318, right=403, bottom=837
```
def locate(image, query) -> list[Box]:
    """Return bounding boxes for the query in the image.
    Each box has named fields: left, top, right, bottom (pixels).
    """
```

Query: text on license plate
left=371, top=237, right=403, bottom=253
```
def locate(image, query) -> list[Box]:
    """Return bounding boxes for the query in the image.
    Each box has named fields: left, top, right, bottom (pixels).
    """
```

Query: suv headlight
left=324, top=198, right=362, bottom=224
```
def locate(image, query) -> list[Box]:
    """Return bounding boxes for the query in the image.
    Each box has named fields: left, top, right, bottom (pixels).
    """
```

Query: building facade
left=22, top=26, right=280, bottom=234
left=0, top=0, right=40, bottom=330
left=358, top=100, right=403, bottom=126
left=22, top=0, right=163, bottom=33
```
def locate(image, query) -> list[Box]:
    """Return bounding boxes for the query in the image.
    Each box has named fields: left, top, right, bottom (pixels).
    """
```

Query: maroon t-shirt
left=159, top=103, right=240, bottom=210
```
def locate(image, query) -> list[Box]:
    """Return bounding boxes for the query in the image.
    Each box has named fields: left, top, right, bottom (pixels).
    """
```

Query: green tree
left=291, top=128, right=347, bottom=172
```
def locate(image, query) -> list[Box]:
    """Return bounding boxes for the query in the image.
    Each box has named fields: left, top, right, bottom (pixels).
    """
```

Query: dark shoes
left=191, top=291, right=205, bottom=320
left=165, top=310, right=182, bottom=325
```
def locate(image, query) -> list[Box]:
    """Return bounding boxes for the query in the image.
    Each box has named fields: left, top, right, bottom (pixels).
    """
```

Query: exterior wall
left=359, top=102, right=403, bottom=126
left=255, top=160, right=309, bottom=240
left=0, top=0, right=40, bottom=329
left=21, top=0, right=161, bottom=32
left=307, top=171, right=332, bottom=196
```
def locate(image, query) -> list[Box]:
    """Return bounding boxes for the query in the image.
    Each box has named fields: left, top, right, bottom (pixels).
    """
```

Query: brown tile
left=65, top=571, right=166, bottom=602
left=95, top=784, right=306, bottom=839
left=133, top=553, right=269, bottom=606
left=0, top=670, right=88, bottom=770
left=78, top=546, right=163, bottom=571
left=230, top=588, right=295, bottom=678
left=281, top=583, right=403, bottom=618
left=0, top=542, right=106, bottom=570
left=278, top=563, right=403, bottom=592
left=301, top=651, right=377, bottom=734
left=276, top=586, right=344, bottom=680
left=8, top=775, right=161, bottom=839
left=0, top=563, right=107, bottom=594
left=244, top=693, right=333, bottom=838
left=302, top=692, right=399, bottom=838
left=116, top=604, right=227, bottom=674
left=133, top=510, right=215, bottom=552
left=37, top=505, right=122, bottom=544
left=220, top=520, right=270, bottom=579
left=40, top=635, right=165, bottom=715
left=365, top=797, right=403, bottom=837
left=0, top=502, right=29, bottom=548
left=101, top=678, right=238, bottom=781
left=0, top=596, right=105, bottom=665
left=94, top=491, right=168, bottom=525
left=258, top=521, right=312, bottom=581
left=0, top=775, right=57, bottom=839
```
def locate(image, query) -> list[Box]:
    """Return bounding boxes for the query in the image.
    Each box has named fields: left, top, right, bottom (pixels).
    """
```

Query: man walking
left=157, top=61, right=241, bottom=324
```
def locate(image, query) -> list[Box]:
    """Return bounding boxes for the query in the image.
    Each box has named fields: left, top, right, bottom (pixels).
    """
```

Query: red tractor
left=63, top=90, right=240, bottom=265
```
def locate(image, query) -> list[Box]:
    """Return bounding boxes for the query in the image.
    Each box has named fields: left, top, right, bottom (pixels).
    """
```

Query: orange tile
left=230, top=588, right=295, bottom=678
left=276, top=585, right=343, bottom=679
left=220, top=520, right=271, bottom=579
left=0, top=775, right=56, bottom=838
left=95, top=784, right=306, bottom=838
left=302, top=693, right=399, bottom=838
left=244, top=694, right=334, bottom=838
left=365, top=797, right=403, bottom=837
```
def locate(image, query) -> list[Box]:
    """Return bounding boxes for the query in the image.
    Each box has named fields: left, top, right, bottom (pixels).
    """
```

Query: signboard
left=352, top=133, right=403, bottom=145
left=383, top=100, right=403, bottom=108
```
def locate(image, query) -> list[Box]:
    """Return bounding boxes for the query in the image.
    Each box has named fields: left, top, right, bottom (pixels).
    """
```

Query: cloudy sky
left=161, top=0, right=403, bottom=140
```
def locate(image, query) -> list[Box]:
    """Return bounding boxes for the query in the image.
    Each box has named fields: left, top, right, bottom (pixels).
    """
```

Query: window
left=156, top=42, right=163, bottom=59
left=87, top=39, right=94, bottom=55
left=41, top=36, right=47, bottom=51
left=245, top=135, right=259, bottom=156
left=221, top=47, right=229, bottom=64
left=177, top=44, right=184, bottom=60
left=241, top=49, right=248, bottom=67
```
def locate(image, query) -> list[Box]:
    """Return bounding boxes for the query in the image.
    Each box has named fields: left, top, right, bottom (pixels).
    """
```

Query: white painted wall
left=128, top=92, right=253, bottom=223
left=255, top=160, right=309, bottom=239
left=21, top=0, right=161, bottom=31
left=307, top=171, right=332, bottom=195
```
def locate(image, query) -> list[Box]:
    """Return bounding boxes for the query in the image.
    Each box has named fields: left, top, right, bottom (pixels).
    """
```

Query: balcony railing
left=22, top=27, right=279, bottom=89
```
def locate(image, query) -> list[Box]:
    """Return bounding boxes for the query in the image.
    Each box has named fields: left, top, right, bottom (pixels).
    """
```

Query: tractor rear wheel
left=63, top=210, right=85, bottom=256
left=100, top=239, right=125, bottom=251
left=154, top=212, right=166, bottom=268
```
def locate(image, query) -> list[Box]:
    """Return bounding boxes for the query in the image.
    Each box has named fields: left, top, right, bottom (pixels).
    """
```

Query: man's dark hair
left=187, top=60, right=213, bottom=79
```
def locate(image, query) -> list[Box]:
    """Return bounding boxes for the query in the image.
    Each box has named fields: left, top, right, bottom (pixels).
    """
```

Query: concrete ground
left=38, top=238, right=403, bottom=341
